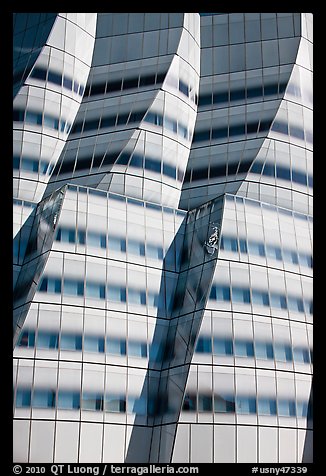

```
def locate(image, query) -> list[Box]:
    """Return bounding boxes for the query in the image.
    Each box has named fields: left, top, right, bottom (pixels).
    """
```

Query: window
left=146, top=244, right=163, bottom=260
left=239, top=239, right=248, bottom=253
left=282, top=249, right=299, bottom=265
left=270, top=293, right=287, bottom=310
left=38, top=277, right=61, bottom=294
left=232, top=287, right=251, bottom=304
left=77, top=230, right=86, bottom=245
left=278, top=399, right=296, bottom=417
left=128, top=240, right=145, bottom=256
left=108, top=236, right=125, bottom=252
left=266, top=245, right=282, bottom=261
left=106, top=338, right=126, bottom=356
left=104, top=395, right=126, bottom=413
left=213, top=337, right=233, bottom=356
left=18, top=330, right=35, bottom=348
left=128, top=288, right=146, bottom=305
left=198, top=395, right=213, bottom=412
left=210, top=285, right=231, bottom=301
left=182, top=394, right=197, bottom=411
left=128, top=341, right=147, bottom=358
left=248, top=240, right=265, bottom=257
left=64, top=279, right=84, bottom=297
left=57, top=391, right=80, bottom=410
left=258, top=398, right=277, bottom=416
left=274, top=343, right=292, bottom=362
left=287, top=297, right=304, bottom=313
left=298, top=253, right=313, bottom=268
left=255, top=341, right=274, bottom=360
left=16, top=389, right=31, bottom=407
left=214, top=395, right=235, bottom=413
left=84, top=336, right=105, bottom=353
left=252, top=290, right=270, bottom=307
left=221, top=236, right=238, bottom=252
left=82, top=393, right=103, bottom=411
left=88, top=232, right=106, bottom=249
left=33, top=389, right=55, bottom=408
left=196, top=336, right=212, bottom=353
left=85, top=282, right=106, bottom=300
left=107, top=285, right=126, bottom=302
left=296, top=401, right=309, bottom=418
left=293, top=347, right=310, bottom=364
left=37, top=331, right=59, bottom=349
left=234, top=340, right=254, bottom=357
left=236, top=396, right=257, bottom=414
left=127, top=396, right=147, bottom=415
left=60, top=334, right=82, bottom=351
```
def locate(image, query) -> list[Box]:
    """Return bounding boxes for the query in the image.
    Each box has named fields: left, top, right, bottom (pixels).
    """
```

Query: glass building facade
left=13, top=13, right=313, bottom=463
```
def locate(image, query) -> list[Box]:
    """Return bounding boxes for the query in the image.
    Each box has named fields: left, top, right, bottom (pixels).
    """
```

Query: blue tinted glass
left=236, top=396, right=256, bottom=414
left=82, top=393, right=103, bottom=411
left=223, top=236, right=238, bottom=252
left=272, top=121, right=288, bottom=135
left=239, top=239, right=248, bottom=253
left=296, top=401, right=308, bottom=418
left=198, top=395, right=212, bottom=412
left=258, top=398, right=277, bottom=415
left=213, top=338, right=233, bottom=355
left=248, top=241, right=265, bottom=257
left=276, top=166, right=291, bottom=181
left=64, top=279, right=84, bottom=297
left=61, top=334, right=82, bottom=351
left=182, top=394, right=197, bottom=411
left=57, top=391, right=80, bottom=410
left=18, top=330, right=35, bottom=347
left=85, top=282, right=106, bottom=300
left=77, top=231, right=86, bottom=245
left=270, top=293, right=287, bottom=309
left=255, top=341, right=273, bottom=360
left=196, top=337, right=212, bottom=353
left=232, top=287, right=251, bottom=304
left=274, top=343, right=292, bottom=362
left=105, top=396, right=126, bottom=413
left=16, top=389, right=31, bottom=407
left=235, top=340, right=254, bottom=357
left=278, top=399, right=296, bottom=417
left=293, top=347, right=310, bottom=364
left=37, top=332, right=59, bottom=349
left=33, top=389, right=55, bottom=408
left=128, top=341, right=147, bottom=358
left=84, top=336, right=104, bottom=353
left=287, top=297, right=304, bottom=313
left=214, top=395, right=235, bottom=413
left=252, top=290, right=270, bottom=306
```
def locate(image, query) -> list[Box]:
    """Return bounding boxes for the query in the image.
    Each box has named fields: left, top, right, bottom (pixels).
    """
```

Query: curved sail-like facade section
left=13, top=13, right=312, bottom=464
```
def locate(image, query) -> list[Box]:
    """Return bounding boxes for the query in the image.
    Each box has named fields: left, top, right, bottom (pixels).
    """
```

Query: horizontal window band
left=185, top=160, right=312, bottom=188
left=198, top=81, right=288, bottom=107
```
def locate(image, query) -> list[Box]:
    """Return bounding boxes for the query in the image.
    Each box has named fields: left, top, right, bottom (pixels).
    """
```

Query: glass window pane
left=214, top=395, right=235, bottom=413
left=37, top=331, right=59, bottom=349
left=278, top=399, right=296, bottom=417
left=57, top=391, right=80, bottom=410
left=82, top=393, right=103, bottom=411
left=60, top=334, right=82, bottom=351
left=274, top=343, right=292, bottom=362
left=182, top=394, right=197, bottom=411
left=255, top=341, right=274, bottom=360
left=198, top=395, right=212, bottom=412
left=33, top=389, right=55, bottom=408
left=236, top=396, right=256, bottom=414
left=213, top=338, right=233, bottom=356
left=234, top=340, right=254, bottom=357
left=16, top=389, right=31, bottom=407
left=104, top=396, right=126, bottom=413
left=258, top=398, right=277, bottom=415
left=84, top=336, right=105, bottom=353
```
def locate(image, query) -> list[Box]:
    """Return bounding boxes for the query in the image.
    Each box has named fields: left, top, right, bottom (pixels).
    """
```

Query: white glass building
left=13, top=13, right=313, bottom=463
